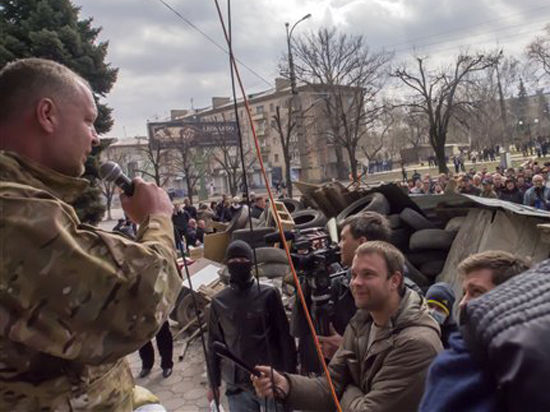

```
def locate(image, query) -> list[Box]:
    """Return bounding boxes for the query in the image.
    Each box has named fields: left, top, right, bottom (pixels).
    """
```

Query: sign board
left=147, top=120, right=239, bottom=148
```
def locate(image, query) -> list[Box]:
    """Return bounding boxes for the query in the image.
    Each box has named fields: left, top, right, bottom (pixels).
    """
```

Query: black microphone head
left=98, top=161, right=122, bottom=182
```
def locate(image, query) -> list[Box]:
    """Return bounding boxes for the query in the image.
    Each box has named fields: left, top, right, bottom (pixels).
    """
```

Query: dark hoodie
left=499, top=187, right=523, bottom=204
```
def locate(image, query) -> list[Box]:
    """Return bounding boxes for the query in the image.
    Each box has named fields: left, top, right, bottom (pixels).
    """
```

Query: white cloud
left=72, top=0, right=549, bottom=138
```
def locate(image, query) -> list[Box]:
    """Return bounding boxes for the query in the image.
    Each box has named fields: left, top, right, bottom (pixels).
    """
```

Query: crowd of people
left=167, top=193, right=268, bottom=251
left=403, top=158, right=550, bottom=210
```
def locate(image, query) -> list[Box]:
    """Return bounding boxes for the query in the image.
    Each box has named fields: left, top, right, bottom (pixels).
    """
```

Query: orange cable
left=212, top=2, right=343, bottom=410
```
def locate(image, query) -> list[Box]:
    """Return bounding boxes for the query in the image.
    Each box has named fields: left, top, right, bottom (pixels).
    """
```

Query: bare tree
left=271, top=97, right=320, bottom=196
left=169, top=137, right=209, bottom=203
left=392, top=52, right=499, bottom=173
left=361, top=106, right=395, bottom=161
left=209, top=118, right=256, bottom=197
left=271, top=100, right=297, bottom=197
left=134, top=137, right=172, bottom=187
left=526, top=24, right=550, bottom=79
left=288, top=28, right=392, bottom=182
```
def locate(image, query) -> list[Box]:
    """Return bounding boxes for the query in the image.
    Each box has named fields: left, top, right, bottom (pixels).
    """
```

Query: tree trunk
left=334, top=145, right=348, bottom=180
left=284, top=152, right=293, bottom=198
left=347, top=146, right=359, bottom=183
left=185, top=173, right=194, bottom=202
left=433, top=134, right=449, bottom=174
left=106, top=196, right=112, bottom=220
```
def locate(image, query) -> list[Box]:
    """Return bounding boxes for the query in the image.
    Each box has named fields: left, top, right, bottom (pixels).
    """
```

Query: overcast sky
left=73, top=0, right=550, bottom=138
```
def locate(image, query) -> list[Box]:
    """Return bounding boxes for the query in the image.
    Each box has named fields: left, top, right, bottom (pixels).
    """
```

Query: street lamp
left=285, top=13, right=311, bottom=94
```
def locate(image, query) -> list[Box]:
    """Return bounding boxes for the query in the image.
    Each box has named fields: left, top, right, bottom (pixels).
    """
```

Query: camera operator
left=294, top=212, right=392, bottom=372
left=253, top=241, right=442, bottom=412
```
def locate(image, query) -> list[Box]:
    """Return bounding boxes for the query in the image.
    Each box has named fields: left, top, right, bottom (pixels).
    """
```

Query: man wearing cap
left=480, top=178, right=498, bottom=198
left=425, top=283, right=458, bottom=348
left=458, top=176, right=481, bottom=196
left=207, top=240, right=296, bottom=411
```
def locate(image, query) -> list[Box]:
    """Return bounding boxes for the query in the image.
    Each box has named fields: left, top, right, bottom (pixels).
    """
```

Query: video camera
left=264, top=227, right=345, bottom=335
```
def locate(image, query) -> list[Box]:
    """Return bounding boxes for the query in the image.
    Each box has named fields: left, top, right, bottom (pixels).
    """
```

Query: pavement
left=126, top=336, right=225, bottom=411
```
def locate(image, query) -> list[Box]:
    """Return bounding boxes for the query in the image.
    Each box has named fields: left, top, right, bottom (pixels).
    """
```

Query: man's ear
left=36, top=98, right=57, bottom=134
left=358, top=236, right=368, bottom=244
left=391, top=271, right=402, bottom=290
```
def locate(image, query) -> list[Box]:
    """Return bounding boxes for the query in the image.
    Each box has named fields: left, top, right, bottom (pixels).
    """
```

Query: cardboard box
left=203, top=231, right=230, bottom=263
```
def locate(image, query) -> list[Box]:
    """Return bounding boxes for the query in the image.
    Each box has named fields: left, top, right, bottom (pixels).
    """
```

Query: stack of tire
left=397, top=208, right=459, bottom=288
left=329, top=191, right=459, bottom=290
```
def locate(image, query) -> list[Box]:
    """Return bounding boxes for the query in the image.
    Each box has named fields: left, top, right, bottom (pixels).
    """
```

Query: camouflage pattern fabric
left=0, top=151, right=181, bottom=411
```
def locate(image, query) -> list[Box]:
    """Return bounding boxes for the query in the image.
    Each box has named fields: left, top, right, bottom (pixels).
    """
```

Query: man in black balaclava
left=206, top=240, right=296, bottom=411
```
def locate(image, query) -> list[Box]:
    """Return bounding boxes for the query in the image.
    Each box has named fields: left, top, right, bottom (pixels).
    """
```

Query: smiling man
left=253, top=241, right=442, bottom=412
left=0, top=58, right=181, bottom=410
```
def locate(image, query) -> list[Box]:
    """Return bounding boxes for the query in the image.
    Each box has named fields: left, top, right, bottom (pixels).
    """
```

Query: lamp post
left=284, top=13, right=311, bottom=182
left=285, top=14, right=311, bottom=95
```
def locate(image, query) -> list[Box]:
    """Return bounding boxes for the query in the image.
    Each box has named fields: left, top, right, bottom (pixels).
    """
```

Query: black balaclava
left=225, top=240, right=253, bottom=289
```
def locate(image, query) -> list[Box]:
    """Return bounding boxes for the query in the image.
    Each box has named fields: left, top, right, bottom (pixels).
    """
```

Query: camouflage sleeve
left=0, top=193, right=182, bottom=365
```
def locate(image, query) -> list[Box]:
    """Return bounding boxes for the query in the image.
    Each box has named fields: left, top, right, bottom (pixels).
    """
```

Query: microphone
left=213, top=341, right=261, bottom=376
left=264, top=231, right=295, bottom=244
left=98, top=161, right=134, bottom=196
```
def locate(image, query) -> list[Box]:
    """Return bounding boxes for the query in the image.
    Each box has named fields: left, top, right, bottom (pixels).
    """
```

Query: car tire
left=420, top=259, right=446, bottom=279
left=406, top=250, right=448, bottom=267
left=390, top=227, right=412, bottom=251
left=254, top=247, right=289, bottom=265
left=231, top=227, right=275, bottom=248
left=280, top=198, right=302, bottom=214
left=399, top=208, right=436, bottom=231
left=257, top=262, right=290, bottom=278
left=291, top=209, right=327, bottom=229
left=388, top=214, right=402, bottom=229
left=336, top=192, right=391, bottom=224
left=404, top=258, right=431, bottom=287
left=409, top=229, right=457, bottom=251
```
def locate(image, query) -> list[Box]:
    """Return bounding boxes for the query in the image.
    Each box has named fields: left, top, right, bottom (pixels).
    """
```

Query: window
left=256, top=105, right=264, bottom=114
left=269, top=103, right=274, bottom=112
left=274, top=153, right=279, bottom=163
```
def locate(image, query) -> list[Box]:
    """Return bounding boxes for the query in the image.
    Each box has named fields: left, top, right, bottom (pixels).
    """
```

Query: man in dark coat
left=207, top=240, right=296, bottom=411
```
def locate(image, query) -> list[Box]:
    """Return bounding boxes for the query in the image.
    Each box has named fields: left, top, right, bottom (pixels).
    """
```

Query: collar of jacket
left=354, top=289, right=439, bottom=352
left=0, top=151, right=89, bottom=204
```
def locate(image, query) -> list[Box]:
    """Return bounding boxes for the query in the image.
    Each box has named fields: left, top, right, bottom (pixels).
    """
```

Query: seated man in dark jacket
left=207, top=240, right=296, bottom=411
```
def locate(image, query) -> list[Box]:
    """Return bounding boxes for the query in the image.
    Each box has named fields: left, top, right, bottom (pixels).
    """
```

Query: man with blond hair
left=253, top=241, right=442, bottom=412
left=0, top=58, right=181, bottom=410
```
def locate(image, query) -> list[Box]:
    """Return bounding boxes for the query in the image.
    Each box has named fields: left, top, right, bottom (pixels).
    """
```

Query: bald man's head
left=0, top=58, right=90, bottom=125
left=0, top=58, right=99, bottom=176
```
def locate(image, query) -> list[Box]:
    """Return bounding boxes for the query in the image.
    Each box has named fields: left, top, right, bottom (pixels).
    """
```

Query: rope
left=224, top=1, right=280, bottom=410
left=212, top=1, right=343, bottom=410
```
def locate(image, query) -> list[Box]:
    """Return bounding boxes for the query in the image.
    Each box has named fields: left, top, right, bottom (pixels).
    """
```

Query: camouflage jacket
left=0, top=151, right=181, bottom=411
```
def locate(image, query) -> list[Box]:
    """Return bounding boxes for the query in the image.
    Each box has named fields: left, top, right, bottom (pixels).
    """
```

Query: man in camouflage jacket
left=0, top=59, right=181, bottom=410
